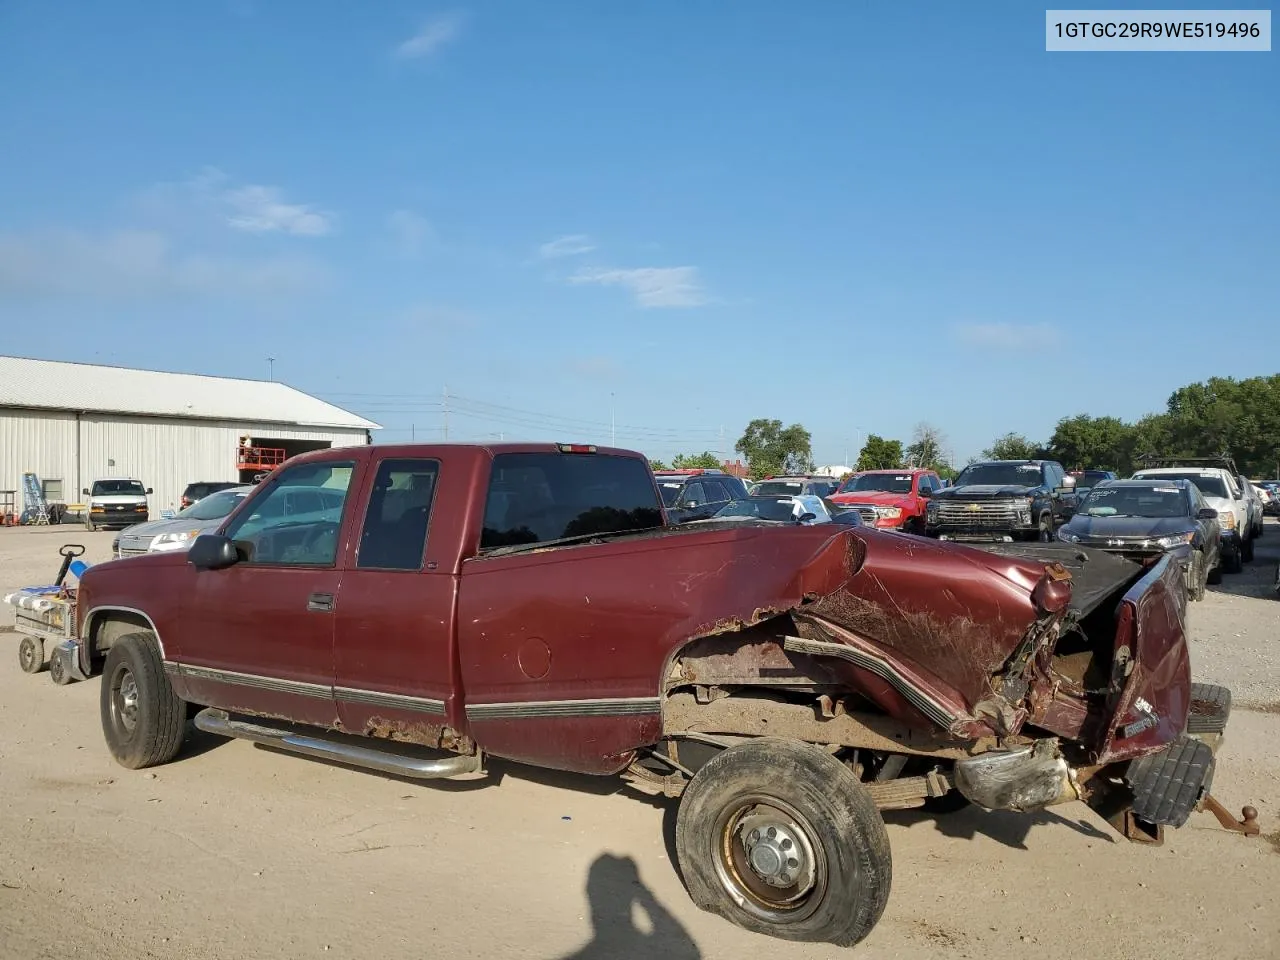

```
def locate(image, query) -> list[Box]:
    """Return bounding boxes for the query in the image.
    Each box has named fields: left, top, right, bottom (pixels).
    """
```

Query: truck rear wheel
left=674, top=738, right=892, bottom=947
left=18, top=636, right=46, bottom=674
left=100, top=633, right=186, bottom=769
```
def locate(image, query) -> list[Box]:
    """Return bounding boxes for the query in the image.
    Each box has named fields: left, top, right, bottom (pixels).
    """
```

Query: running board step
left=194, top=708, right=484, bottom=780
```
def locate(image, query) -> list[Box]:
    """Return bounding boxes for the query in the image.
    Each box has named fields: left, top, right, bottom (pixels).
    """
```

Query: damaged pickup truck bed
left=69, top=443, right=1258, bottom=949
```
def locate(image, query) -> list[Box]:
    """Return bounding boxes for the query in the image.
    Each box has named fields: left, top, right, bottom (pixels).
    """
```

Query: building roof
left=0, top=355, right=379, bottom=430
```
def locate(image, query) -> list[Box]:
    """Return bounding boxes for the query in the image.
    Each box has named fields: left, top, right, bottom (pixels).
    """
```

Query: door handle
left=307, top=592, right=334, bottom=612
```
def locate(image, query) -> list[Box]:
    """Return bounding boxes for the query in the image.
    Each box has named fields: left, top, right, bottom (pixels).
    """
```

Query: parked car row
left=847, top=453, right=1267, bottom=604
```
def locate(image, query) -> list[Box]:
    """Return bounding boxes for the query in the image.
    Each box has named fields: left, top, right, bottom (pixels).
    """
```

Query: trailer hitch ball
left=1198, top=794, right=1261, bottom=837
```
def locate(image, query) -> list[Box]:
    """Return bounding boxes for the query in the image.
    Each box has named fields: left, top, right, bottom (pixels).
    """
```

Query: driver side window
left=224, top=461, right=356, bottom=566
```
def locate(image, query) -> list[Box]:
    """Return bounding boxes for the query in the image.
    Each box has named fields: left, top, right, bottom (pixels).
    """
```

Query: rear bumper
left=1082, top=681, right=1233, bottom=841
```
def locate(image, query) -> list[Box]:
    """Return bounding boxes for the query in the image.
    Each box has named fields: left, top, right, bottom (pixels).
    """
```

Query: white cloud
left=567, top=266, right=707, bottom=308
left=139, top=167, right=335, bottom=238
left=537, top=234, right=595, bottom=259
left=0, top=227, right=326, bottom=301
left=387, top=210, right=437, bottom=257
left=394, top=13, right=464, bottom=60
left=223, top=184, right=334, bottom=236
left=952, top=322, right=1062, bottom=349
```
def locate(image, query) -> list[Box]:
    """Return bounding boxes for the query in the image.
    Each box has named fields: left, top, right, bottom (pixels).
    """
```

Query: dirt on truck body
left=63, top=442, right=1258, bottom=949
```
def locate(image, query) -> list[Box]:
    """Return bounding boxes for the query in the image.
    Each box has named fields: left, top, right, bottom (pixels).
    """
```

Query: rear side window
left=480, top=453, right=663, bottom=550
left=357, top=458, right=439, bottom=571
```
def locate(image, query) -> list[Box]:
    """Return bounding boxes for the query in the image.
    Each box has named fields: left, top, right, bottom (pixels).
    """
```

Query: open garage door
left=237, top=437, right=333, bottom=484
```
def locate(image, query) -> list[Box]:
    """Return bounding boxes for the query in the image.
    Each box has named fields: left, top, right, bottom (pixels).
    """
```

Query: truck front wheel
left=674, top=738, right=892, bottom=947
left=100, top=633, right=186, bottom=769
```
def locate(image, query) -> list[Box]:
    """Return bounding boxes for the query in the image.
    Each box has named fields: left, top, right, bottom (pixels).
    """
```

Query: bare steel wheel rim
left=110, top=665, right=140, bottom=736
left=712, top=795, right=827, bottom=924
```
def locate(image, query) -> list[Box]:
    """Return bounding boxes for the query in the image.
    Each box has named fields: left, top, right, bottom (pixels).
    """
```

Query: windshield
left=752, top=480, right=805, bottom=497
left=838, top=473, right=913, bottom=494
left=655, top=481, right=684, bottom=506
left=1134, top=471, right=1228, bottom=500
left=954, top=463, right=1043, bottom=488
left=1078, top=485, right=1189, bottom=519
left=714, top=498, right=800, bottom=522
left=91, top=480, right=145, bottom=496
left=1077, top=471, right=1112, bottom=485
left=181, top=488, right=250, bottom=521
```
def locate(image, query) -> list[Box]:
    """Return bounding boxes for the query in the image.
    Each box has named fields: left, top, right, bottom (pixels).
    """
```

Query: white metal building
left=0, top=356, right=379, bottom=518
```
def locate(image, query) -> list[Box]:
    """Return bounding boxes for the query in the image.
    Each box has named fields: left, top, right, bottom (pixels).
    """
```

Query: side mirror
left=188, top=534, right=240, bottom=570
left=796, top=512, right=818, bottom=523
left=917, top=487, right=931, bottom=498
left=685, top=501, right=699, bottom=508
left=145, top=487, right=154, bottom=495
left=1198, top=507, right=1219, bottom=520
left=82, top=488, right=90, bottom=496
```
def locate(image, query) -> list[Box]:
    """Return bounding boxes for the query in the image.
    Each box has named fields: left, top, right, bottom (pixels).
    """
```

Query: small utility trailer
left=3, top=544, right=91, bottom=685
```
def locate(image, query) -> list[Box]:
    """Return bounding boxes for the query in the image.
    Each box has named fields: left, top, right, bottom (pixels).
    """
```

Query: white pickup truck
left=82, top=477, right=153, bottom=532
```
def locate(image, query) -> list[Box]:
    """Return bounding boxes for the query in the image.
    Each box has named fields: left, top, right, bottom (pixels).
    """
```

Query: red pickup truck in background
left=68, top=442, right=1252, bottom=948
left=828, top=468, right=943, bottom=533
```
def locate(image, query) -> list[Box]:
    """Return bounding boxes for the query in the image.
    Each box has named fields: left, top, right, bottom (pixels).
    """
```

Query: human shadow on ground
left=554, top=853, right=701, bottom=960
left=882, top=804, right=1114, bottom=850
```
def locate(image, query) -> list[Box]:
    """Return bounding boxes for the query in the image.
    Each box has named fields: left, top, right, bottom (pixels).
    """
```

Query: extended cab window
left=480, top=452, right=664, bottom=550
left=356, top=458, right=439, bottom=571
left=225, top=461, right=355, bottom=566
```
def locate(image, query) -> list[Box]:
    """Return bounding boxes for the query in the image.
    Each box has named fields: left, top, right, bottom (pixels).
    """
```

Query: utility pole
left=442, top=385, right=449, bottom=441
left=266, top=357, right=275, bottom=380
left=610, top=392, right=616, bottom=446
left=411, top=423, right=415, bottom=441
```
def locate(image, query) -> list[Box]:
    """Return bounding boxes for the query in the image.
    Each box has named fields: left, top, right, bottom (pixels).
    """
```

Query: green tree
left=671, top=451, right=723, bottom=470
left=1047, top=415, right=1132, bottom=471
left=735, top=419, right=814, bottom=477
left=647, top=458, right=669, bottom=471
left=855, top=434, right=904, bottom=471
left=905, top=422, right=949, bottom=472
left=982, top=432, right=1040, bottom=460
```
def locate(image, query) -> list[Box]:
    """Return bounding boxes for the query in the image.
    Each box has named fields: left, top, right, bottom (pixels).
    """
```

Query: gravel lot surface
left=2, top=524, right=1277, bottom=959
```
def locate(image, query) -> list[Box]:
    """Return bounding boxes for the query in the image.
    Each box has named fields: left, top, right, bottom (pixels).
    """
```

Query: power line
left=324, top=389, right=723, bottom=439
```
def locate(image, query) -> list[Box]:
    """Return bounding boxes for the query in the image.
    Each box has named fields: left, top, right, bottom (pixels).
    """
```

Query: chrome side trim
left=83, top=605, right=167, bottom=659
left=334, top=686, right=446, bottom=716
left=466, top=696, right=661, bottom=721
left=782, top=634, right=960, bottom=730
left=194, top=708, right=483, bottom=780
left=177, top=664, right=332, bottom=699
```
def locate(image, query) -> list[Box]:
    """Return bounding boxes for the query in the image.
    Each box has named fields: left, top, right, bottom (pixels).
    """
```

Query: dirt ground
left=2, top=524, right=1278, bottom=960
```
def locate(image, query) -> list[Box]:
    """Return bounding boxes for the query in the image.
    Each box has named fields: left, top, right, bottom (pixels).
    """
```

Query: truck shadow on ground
left=553, top=853, right=701, bottom=960
left=882, top=804, right=1114, bottom=850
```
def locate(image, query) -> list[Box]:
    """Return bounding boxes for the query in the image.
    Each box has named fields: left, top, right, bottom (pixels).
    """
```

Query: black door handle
left=307, top=592, right=334, bottom=612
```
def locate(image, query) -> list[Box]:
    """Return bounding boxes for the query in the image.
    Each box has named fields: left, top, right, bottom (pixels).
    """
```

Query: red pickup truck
left=828, top=468, right=942, bottom=533
left=67, top=442, right=1253, bottom=948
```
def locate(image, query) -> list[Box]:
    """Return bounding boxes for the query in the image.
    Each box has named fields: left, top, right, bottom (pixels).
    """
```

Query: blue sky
left=1, top=2, right=1275, bottom=465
